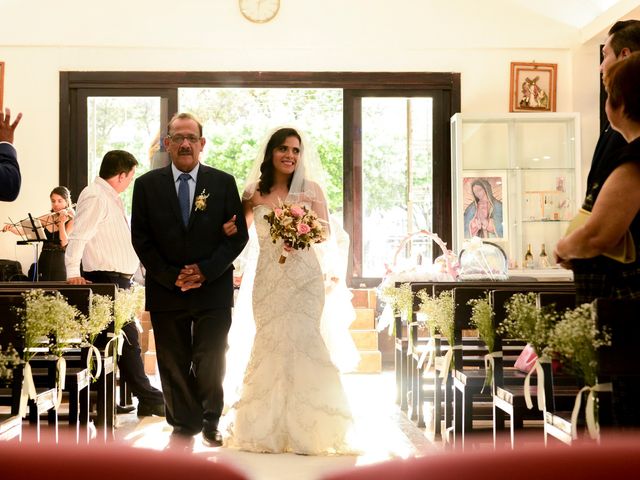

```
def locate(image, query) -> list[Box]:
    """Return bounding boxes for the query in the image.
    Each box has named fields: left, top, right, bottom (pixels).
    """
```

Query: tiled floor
left=116, top=370, right=438, bottom=480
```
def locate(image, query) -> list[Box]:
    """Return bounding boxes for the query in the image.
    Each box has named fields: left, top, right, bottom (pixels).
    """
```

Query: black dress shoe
left=116, top=404, right=136, bottom=414
left=137, top=402, right=166, bottom=417
left=201, top=429, right=223, bottom=447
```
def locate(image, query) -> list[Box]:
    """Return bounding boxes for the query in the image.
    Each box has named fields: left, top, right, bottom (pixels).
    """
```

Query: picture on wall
left=509, top=61, right=557, bottom=112
left=461, top=173, right=507, bottom=240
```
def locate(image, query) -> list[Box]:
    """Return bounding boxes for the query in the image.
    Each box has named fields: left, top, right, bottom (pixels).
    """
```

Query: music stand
left=16, top=214, right=48, bottom=281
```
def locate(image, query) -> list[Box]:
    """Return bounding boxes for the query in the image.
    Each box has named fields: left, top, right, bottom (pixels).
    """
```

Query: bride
left=223, top=126, right=357, bottom=455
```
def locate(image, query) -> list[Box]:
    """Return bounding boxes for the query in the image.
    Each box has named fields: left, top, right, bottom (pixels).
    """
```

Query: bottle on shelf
left=539, top=243, right=550, bottom=269
left=524, top=244, right=535, bottom=269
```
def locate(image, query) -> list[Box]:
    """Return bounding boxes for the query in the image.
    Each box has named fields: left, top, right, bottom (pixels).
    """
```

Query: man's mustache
left=178, top=148, right=192, bottom=155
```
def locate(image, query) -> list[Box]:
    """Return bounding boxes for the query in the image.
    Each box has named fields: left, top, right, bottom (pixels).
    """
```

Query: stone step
left=144, top=351, right=157, bottom=376
left=350, top=308, right=375, bottom=330
left=350, top=289, right=377, bottom=309
left=355, top=350, right=382, bottom=373
left=350, top=329, right=378, bottom=350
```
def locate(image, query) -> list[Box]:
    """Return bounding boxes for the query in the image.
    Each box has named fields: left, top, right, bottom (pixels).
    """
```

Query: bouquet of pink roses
left=264, top=203, right=327, bottom=263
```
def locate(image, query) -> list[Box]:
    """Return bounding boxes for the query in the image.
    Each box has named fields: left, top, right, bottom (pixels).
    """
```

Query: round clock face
left=239, top=0, right=280, bottom=23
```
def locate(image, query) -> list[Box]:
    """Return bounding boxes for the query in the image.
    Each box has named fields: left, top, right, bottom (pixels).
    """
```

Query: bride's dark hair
left=257, top=128, right=302, bottom=195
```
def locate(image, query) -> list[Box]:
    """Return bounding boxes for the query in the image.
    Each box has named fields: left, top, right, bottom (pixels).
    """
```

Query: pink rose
left=274, top=208, right=283, bottom=217
left=290, top=206, right=304, bottom=218
left=297, top=223, right=311, bottom=235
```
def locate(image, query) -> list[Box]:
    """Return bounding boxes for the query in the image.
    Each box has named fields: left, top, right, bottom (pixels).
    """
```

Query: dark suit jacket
left=131, top=163, right=249, bottom=312
left=0, top=143, right=21, bottom=201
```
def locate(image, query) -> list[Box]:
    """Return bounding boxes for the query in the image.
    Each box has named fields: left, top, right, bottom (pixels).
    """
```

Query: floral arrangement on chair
left=468, top=292, right=497, bottom=391
left=497, top=292, right=559, bottom=357
left=379, top=282, right=414, bottom=336
left=263, top=202, right=327, bottom=263
left=81, top=293, right=114, bottom=380
left=112, top=284, right=145, bottom=356
left=418, top=289, right=454, bottom=343
left=545, top=303, right=612, bottom=441
left=544, top=303, right=611, bottom=388
left=16, top=289, right=85, bottom=411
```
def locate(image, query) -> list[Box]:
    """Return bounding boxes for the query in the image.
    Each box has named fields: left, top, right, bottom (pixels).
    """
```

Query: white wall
left=0, top=0, right=637, bottom=271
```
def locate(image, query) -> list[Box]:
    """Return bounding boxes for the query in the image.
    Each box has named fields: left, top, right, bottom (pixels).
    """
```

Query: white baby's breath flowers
left=544, top=303, right=611, bottom=387
left=498, top=292, right=559, bottom=357
left=82, top=294, right=114, bottom=345
left=418, top=289, right=454, bottom=346
left=17, top=289, right=83, bottom=358
left=113, top=284, right=145, bottom=336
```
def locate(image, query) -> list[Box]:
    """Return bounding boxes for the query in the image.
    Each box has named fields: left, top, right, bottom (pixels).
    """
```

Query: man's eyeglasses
left=168, top=134, right=201, bottom=144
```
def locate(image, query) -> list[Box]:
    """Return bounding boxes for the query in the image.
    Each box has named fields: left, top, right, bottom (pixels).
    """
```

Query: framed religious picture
left=509, top=61, right=557, bottom=112
left=460, top=172, right=507, bottom=241
left=0, top=62, right=4, bottom=110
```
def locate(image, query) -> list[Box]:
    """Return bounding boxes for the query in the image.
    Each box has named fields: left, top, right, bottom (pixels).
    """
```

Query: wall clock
left=239, top=0, right=280, bottom=24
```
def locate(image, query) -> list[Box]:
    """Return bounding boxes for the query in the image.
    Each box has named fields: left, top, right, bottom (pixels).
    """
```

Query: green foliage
left=468, top=292, right=495, bottom=353
left=418, top=289, right=454, bottom=347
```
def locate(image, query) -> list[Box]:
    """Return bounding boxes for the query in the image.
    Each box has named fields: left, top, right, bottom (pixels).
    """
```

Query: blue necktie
left=178, top=173, right=191, bottom=226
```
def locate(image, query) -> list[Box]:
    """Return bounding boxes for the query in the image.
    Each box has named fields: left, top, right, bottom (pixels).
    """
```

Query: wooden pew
left=544, top=297, right=640, bottom=445
left=0, top=294, right=58, bottom=442
left=492, top=289, right=578, bottom=449
left=0, top=282, right=117, bottom=441
left=0, top=287, right=92, bottom=442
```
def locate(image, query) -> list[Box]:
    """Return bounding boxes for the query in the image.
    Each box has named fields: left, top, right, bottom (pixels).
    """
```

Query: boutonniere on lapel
left=194, top=189, right=210, bottom=212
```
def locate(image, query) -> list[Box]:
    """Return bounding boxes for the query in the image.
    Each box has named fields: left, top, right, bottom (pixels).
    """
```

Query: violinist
left=3, top=186, right=75, bottom=280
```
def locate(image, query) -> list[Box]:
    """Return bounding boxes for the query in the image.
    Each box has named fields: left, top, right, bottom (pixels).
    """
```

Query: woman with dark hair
left=223, top=126, right=356, bottom=455
left=463, top=179, right=503, bottom=239
left=555, top=51, right=640, bottom=302
left=3, top=186, right=75, bottom=280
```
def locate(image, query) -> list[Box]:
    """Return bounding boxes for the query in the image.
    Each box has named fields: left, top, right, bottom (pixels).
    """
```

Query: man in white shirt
left=66, top=150, right=164, bottom=417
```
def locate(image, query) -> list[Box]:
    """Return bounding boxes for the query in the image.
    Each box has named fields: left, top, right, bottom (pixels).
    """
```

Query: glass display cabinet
left=450, top=113, right=581, bottom=279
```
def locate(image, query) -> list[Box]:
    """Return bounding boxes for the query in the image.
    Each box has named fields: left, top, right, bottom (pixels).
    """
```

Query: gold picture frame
left=509, top=62, right=557, bottom=112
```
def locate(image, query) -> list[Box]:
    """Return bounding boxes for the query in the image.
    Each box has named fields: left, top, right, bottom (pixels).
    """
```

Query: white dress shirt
left=65, top=177, right=139, bottom=278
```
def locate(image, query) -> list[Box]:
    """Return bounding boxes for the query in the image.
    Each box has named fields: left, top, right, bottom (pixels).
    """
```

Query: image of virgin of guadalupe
left=463, top=178, right=504, bottom=239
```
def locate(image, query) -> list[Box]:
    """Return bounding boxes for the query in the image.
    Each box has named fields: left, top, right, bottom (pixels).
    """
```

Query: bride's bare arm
left=309, top=182, right=330, bottom=237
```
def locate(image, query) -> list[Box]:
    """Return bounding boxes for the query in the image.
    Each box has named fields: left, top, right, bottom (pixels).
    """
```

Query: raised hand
left=0, top=108, right=23, bottom=144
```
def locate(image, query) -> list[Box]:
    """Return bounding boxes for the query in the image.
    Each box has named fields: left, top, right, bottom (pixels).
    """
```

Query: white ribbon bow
left=105, top=329, right=126, bottom=357
left=524, top=358, right=548, bottom=411
left=437, top=345, right=463, bottom=379
left=570, top=383, right=613, bottom=441
left=54, top=356, right=67, bottom=410
left=86, top=344, right=103, bottom=381
left=483, top=351, right=502, bottom=394
left=19, top=362, right=37, bottom=418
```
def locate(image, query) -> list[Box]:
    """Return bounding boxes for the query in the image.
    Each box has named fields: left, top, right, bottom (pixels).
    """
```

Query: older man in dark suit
left=131, top=113, right=248, bottom=448
left=0, top=108, right=23, bottom=201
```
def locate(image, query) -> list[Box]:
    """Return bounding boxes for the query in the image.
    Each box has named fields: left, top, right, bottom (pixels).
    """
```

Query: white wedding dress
left=224, top=205, right=356, bottom=455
